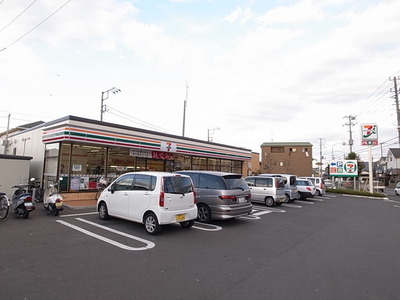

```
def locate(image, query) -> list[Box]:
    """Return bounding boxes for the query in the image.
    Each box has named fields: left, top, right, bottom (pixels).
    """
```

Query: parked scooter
left=11, top=184, right=36, bottom=218
left=43, top=179, right=63, bottom=216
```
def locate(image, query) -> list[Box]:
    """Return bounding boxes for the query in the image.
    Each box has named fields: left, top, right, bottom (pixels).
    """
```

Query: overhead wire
left=0, top=0, right=38, bottom=33
left=0, top=0, right=72, bottom=51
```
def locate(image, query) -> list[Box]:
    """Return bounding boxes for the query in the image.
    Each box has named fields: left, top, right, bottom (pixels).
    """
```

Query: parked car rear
left=244, top=175, right=286, bottom=206
left=299, top=177, right=326, bottom=196
left=259, top=174, right=299, bottom=202
left=175, top=171, right=252, bottom=222
left=295, top=179, right=316, bottom=200
left=97, top=172, right=197, bottom=235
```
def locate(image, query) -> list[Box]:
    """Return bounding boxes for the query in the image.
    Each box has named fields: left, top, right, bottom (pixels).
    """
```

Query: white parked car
left=97, top=172, right=198, bottom=235
left=298, top=177, right=326, bottom=196
left=295, top=179, right=316, bottom=200
left=394, top=182, right=400, bottom=196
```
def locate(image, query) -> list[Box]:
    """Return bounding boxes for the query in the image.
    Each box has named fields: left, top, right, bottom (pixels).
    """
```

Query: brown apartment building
left=260, top=142, right=313, bottom=177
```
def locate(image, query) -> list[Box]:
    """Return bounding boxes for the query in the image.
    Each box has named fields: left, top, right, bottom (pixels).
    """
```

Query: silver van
left=175, top=171, right=252, bottom=222
left=244, top=176, right=286, bottom=206
left=259, top=174, right=299, bottom=202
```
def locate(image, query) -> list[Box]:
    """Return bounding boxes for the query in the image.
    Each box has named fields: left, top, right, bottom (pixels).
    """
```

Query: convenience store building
left=7, top=116, right=252, bottom=194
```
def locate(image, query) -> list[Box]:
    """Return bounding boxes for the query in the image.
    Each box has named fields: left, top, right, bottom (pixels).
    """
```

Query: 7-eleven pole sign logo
left=361, top=124, right=378, bottom=146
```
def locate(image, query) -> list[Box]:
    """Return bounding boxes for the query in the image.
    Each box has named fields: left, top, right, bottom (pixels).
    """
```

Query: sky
left=1, top=0, right=400, bottom=165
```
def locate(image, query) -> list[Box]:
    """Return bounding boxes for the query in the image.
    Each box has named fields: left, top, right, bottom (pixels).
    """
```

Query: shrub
left=326, top=188, right=385, bottom=198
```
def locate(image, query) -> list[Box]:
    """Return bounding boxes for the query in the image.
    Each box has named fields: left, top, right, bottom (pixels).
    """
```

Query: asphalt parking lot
left=1, top=192, right=400, bottom=300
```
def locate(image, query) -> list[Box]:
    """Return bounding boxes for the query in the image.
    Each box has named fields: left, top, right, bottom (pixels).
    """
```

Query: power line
left=0, top=0, right=72, bottom=51
left=0, top=0, right=38, bottom=33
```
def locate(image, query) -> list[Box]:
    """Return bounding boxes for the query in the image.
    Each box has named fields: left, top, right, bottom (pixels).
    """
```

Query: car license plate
left=176, top=214, right=185, bottom=222
left=238, top=197, right=245, bottom=203
left=56, top=202, right=62, bottom=208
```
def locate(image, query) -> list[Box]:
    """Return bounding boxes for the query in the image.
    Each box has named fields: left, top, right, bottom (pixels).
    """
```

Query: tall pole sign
left=361, top=123, right=378, bottom=193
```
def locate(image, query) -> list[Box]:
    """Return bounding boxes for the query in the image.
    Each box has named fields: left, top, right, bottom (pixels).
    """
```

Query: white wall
left=0, top=156, right=31, bottom=197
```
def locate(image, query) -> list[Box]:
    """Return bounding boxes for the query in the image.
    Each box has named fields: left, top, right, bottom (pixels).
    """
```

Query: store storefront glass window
left=107, top=147, right=136, bottom=181
left=192, top=157, right=207, bottom=170
left=59, top=143, right=72, bottom=192
left=207, top=158, right=220, bottom=171
left=43, top=143, right=60, bottom=188
left=173, top=155, right=191, bottom=171
left=147, top=159, right=164, bottom=171
left=232, top=160, right=242, bottom=174
left=221, top=159, right=232, bottom=173
left=69, top=144, right=107, bottom=192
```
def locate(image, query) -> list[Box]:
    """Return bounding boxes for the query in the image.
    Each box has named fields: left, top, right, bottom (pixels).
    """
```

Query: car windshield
left=224, top=175, right=248, bottom=190
left=295, top=180, right=312, bottom=186
left=163, top=176, right=193, bottom=194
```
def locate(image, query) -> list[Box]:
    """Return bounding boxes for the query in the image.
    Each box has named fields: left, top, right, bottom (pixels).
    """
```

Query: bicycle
left=28, top=178, right=43, bottom=203
left=0, top=186, right=10, bottom=220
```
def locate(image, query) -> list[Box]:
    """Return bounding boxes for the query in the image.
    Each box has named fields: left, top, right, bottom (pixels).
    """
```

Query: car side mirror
left=109, top=185, right=115, bottom=194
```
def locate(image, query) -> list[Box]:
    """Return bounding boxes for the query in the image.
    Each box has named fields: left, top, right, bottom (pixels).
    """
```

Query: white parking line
left=192, top=222, right=222, bottom=231
left=240, top=215, right=261, bottom=220
left=60, top=212, right=98, bottom=218
left=311, top=198, right=324, bottom=202
left=56, top=218, right=155, bottom=251
left=282, top=203, right=302, bottom=208
left=295, top=200, right=314, bottom=205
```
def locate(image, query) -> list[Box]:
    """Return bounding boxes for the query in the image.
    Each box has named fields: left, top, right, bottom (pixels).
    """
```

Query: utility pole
left=319, top=138, right=325, bottom=176
left=182, top=82, right=189, bottom=137
left=3, top=114, right=10, bottom=154
left=390, top=76, right=400, bottom=145
left=344, top=115, right=356, bottom=153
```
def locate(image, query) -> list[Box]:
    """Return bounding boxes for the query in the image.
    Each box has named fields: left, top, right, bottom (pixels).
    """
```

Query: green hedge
left=327, top=188, right=385, bottom=198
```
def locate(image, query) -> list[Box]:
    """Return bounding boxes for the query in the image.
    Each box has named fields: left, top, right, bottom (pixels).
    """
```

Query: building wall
left=261, top=143, right=313, bottom=177
left=0, top=155, right=32, bottom=197
left=8, top=129, right=46, bottom=179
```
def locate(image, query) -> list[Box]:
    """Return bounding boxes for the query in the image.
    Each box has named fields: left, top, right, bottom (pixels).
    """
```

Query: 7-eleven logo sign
left=344, top=161, right=357, bottom=174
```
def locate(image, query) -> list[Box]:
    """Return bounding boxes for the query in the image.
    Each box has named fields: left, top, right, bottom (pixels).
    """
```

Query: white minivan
left=97, top=172, right=198, bottom=235
left=244, top=176, right=286, bottom=206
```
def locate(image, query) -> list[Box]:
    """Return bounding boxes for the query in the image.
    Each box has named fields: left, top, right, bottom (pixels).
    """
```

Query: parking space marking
left=60, top=212, right=98, bottom=218
left=311, top=198, right=324, bottom=202
left=282, top=203, right=302, bottom=208
left=192, top=222, right=222, bottom=231
left=240, top=215, right=261, bottom=220
left=394, top=205, right=400, bottom=208
left=56, top=218, right=155, bottom=251
left=295, top=200, right=314, bottom=205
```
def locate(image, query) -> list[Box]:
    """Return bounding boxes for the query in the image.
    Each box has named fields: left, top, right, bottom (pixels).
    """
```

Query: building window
left=271, top=147, right=284, bottom=153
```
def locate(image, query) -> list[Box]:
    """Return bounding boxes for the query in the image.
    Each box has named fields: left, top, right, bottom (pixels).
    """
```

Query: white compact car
left=97, top=172, right=198, bottom=235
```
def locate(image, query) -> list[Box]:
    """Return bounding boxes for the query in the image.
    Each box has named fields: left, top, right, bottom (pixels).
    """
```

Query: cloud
left=224, top=7, right=254, bottom=24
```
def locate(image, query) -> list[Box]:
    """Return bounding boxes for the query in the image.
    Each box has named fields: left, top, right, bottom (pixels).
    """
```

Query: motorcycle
left=43, top=179, right=63, bottom=216
left=11, top=184, right=36, bottom=219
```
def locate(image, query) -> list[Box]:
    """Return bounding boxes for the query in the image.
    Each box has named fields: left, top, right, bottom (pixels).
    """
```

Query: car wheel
left=98, top=202, right=109, bottom=220
left=284, top=194, right=290, bottom=203
left=197, top=204, right=211, bottom=223
left=395, top=190, right=399, bottom=196
left=265, top=197, right=274, bottom=207
left=315, top=190, right=321, bottom=196
left=180, top=220, right=195, bottom=229
left=144, top=213, right=160, bottom=235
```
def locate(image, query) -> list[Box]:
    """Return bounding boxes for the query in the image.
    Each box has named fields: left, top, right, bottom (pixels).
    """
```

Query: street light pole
left=100, top=87, right=121, bottom=121
left=331, top=142, right=346, bottom=160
